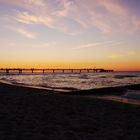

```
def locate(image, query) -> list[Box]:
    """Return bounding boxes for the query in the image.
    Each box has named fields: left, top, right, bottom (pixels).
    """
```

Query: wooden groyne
left=0, top=68, right=113, bottom=74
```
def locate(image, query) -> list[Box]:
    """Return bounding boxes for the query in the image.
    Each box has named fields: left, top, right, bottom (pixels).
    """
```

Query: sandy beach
left=0, top=82, right=140, bottom=140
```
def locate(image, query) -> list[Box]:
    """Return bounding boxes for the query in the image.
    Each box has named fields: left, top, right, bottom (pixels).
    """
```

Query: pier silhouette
left=0, top=68, right=113, bottom=74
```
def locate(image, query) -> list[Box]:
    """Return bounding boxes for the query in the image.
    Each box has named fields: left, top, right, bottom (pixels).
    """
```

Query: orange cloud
left=16, top=12, right=52, bottom=26
left=6, top=26, right=37, bottom=39
left=16, top=28, right=37, bottom=39
left=98, top=0, right=127, bottom=16
left=108, top=51, right=136, bottom=59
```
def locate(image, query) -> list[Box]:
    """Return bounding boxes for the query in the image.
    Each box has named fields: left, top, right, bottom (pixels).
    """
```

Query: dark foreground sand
left=0, top=82, right=140, bottom=140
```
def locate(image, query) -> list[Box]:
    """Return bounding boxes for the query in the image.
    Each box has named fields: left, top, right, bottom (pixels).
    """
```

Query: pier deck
left=0, top=68, right=113, bottom=74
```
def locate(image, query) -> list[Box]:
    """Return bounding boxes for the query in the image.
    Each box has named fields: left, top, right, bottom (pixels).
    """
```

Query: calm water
left=0, top=72, right=140, bottom=91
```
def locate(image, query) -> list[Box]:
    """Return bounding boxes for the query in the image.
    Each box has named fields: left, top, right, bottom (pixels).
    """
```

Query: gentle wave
left=114, top=75, right=138, bottom=79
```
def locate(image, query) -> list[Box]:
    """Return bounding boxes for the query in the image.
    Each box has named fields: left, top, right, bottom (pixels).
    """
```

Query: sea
left=0, top=72, right=140, bottom=102
left=0, top=71, right=140, bottom=91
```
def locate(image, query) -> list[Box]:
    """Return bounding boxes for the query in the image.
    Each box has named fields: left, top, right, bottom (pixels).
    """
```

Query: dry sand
left=0, top=82, right=140, bottom=140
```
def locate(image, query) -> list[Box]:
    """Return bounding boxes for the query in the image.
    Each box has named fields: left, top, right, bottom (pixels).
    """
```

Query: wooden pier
left=0, top=68, right=113, bottom=74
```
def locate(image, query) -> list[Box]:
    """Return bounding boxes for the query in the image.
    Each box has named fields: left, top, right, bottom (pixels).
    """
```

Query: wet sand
left=0, top=82, right=140, bottom=140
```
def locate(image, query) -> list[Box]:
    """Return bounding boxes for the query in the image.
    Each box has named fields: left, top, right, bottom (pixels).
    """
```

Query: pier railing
left=0, top=68, right=113, bottom=74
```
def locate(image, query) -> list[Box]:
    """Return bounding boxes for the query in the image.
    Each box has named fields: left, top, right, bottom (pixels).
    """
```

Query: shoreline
left=0, top=82, right=140, bottom=139
left=0, top=81, right=140, bottom=106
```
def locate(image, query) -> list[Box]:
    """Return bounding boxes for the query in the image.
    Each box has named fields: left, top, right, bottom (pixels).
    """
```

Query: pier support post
left=31, top=68, right=34, bottom=73
left=19, top=69, right=22, bottom=74
left=6, top=69, right=9, bottom=74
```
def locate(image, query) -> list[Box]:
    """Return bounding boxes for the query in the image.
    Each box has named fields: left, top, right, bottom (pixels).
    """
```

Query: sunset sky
left=0, top=0, right=140, bottom=71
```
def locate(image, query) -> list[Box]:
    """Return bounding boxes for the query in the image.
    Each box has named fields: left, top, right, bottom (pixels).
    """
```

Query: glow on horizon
left=0, top=0, right=140, bottom=71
